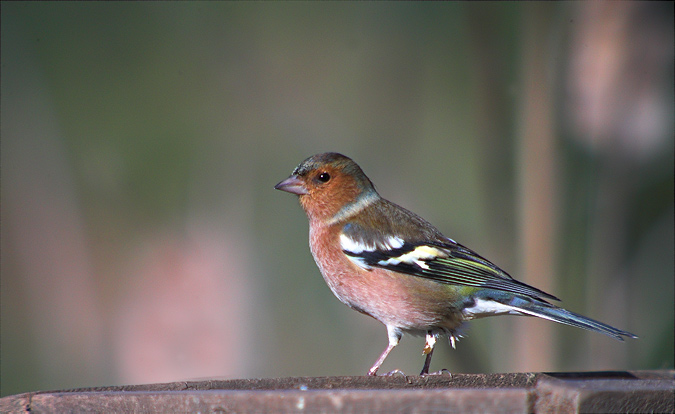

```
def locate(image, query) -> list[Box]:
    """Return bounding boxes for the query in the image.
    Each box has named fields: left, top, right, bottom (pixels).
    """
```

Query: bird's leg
left=421, top=331, right=454, bottom=376
left=368, top=326, right=402, bottom=376
left=420, top=330, right=437, bottom=375
left=368, top=343, right=396, bottom=376
left=420, top=348, right=435, bottom=375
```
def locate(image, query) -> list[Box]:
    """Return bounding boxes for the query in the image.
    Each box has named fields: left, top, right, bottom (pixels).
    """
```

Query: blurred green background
left=2, top=2, right=673, bottom=396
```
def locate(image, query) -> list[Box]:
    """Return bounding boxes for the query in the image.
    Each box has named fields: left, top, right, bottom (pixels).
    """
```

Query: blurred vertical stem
left=515, top=3, right=559, bottom=372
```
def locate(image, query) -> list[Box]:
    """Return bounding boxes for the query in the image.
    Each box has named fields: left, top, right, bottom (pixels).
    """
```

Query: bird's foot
left=420, top=369, right=452, bottom=377
left=367, top=368, right=407, bottom=377
left=381, top=369, right=407, bottom=377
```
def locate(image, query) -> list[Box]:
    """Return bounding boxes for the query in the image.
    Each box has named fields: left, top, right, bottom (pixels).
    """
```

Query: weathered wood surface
left=2, top=371, right=673, bottom=413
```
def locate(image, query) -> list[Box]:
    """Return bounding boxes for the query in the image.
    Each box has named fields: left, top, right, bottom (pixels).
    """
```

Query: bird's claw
left=420, top=368, right=452, bottom=377
left=381, top=369, right=407, bottom=377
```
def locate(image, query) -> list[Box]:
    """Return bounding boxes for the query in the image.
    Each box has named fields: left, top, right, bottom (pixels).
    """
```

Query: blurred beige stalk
left=515, top=3, right=558, bottom=372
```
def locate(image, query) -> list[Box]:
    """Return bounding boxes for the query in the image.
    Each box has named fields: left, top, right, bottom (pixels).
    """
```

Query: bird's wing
left=340, top=224, right=559, bottom=302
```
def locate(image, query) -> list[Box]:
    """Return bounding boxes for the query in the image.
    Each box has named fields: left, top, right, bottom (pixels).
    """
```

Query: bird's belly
left=316, top=253, right=465, bottom=332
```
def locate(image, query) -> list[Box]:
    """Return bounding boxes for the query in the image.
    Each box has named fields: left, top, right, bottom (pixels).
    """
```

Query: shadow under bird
left=275, top=152, right=637, bottom=376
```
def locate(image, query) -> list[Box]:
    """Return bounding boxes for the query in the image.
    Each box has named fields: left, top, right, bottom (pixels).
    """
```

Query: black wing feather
left=344, top=239, right=559, bottom=302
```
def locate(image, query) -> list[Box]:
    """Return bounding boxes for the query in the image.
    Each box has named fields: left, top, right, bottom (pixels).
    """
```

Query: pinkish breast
left=308, top=222, right=465, bottom=334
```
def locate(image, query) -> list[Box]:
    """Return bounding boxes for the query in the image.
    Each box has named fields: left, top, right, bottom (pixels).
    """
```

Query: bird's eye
left=317, top=172, right=331, bottom=183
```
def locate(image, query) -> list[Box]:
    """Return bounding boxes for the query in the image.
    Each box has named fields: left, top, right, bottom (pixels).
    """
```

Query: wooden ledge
left=2, top=371, right=673, bottom=413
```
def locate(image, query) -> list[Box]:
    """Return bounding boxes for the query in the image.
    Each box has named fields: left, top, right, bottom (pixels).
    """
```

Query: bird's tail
left=512, top=299, right=637, bottom=341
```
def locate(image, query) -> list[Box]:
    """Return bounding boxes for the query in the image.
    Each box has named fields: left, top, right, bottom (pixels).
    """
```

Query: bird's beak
left=274, top=175, right=308, bottom=195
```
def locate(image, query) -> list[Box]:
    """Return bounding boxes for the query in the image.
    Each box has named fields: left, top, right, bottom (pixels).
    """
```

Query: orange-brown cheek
left=300, top=182, right=359, bottom=222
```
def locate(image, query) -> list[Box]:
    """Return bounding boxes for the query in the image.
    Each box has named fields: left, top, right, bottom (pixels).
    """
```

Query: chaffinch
left=275, top=152, right=636, bottom=376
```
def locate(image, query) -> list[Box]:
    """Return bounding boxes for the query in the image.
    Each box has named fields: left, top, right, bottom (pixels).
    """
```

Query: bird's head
left=275, top=152, right=378, bottom=222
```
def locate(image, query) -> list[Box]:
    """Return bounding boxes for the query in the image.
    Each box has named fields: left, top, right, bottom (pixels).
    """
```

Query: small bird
left=275, top=152, right=636, bottom=376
